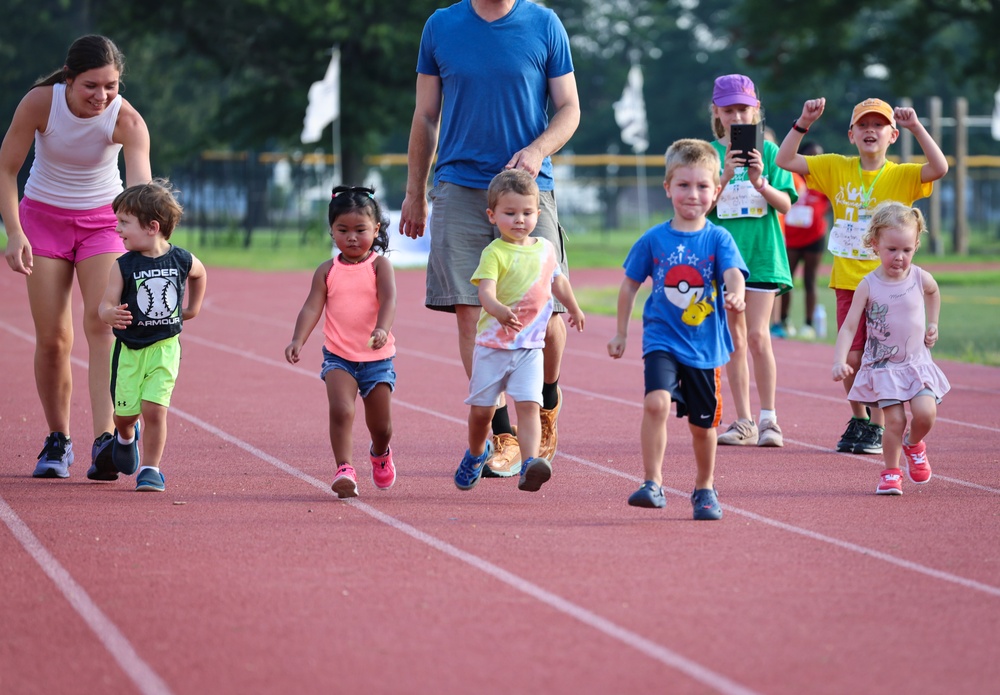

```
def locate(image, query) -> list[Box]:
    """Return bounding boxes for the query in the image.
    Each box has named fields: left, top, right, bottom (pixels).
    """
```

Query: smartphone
left=730, top=122, right=763, bottom=164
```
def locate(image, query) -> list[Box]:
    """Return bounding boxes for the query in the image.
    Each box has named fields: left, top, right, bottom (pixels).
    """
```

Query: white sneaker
left=757, top=419, right=784, bottom=447
left=798, top=325, right=816, bottom=340
left=717, top=419, right=758, bottom=446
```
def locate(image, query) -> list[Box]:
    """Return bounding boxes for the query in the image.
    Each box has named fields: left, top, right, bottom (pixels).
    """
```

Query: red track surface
left=1, top=265, right=998, bottom=695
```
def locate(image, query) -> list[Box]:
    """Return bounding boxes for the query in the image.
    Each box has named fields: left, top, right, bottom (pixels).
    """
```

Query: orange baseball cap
left=851, top=98, right=895, bottom=126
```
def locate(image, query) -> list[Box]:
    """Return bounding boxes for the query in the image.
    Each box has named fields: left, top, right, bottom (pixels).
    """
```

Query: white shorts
left=465, top=345, right=543, bottom=407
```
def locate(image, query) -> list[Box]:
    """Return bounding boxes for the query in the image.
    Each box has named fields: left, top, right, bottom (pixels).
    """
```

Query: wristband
left=753, top=177, right=768, bottom=192
left=792, top=120, right=809, bottom=134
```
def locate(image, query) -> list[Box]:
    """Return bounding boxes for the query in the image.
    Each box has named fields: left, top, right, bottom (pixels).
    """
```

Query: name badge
left=715, top=171, right=767, bottom=219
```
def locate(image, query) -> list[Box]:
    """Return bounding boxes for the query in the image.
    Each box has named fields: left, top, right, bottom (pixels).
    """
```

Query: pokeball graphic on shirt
left=663, top=265, right=714, bottom=326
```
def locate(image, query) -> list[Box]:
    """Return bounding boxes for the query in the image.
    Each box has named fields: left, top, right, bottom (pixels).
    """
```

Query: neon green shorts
left=110, top=335, right=181, bottom=416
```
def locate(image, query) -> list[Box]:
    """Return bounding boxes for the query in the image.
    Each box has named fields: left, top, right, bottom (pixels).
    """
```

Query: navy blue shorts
left=643, top=351, right=723, bottom=429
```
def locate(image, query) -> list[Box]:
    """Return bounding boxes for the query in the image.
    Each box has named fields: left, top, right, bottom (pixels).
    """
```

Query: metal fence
left=170, top=151, right=1000, bottom=253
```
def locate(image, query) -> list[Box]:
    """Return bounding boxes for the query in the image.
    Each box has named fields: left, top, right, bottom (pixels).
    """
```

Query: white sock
left=759, top=409, right=776, bottom=424
left=117, top=431, right=134, bottom=445
left=138, top=465, right=159, bottom=474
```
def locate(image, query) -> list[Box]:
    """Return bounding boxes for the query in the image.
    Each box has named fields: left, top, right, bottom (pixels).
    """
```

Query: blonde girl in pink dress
left=832, top=202, right=950, bottom=496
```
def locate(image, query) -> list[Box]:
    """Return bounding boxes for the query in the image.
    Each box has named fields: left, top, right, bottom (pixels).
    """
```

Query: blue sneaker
left=454, top=439, right=494, bottom=491
left=517, top=456, right=552, bottom=492
left=135, top=468, right=165, bottom=492
left=87, top=432, right=118, bottom=481
left=32, top=432, right=74, bottom=478
left=691, top=488, right=722, bottom=520
left=111, top=423, right=141, bottom=476
left=628, top=480, right=666, bottom=508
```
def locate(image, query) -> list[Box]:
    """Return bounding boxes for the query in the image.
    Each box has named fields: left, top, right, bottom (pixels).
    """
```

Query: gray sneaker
left=32, top=432, right=74, bottom=478
left=717, top=418, right=758, bottom=446
left=757, top=419, right=784, bottom=447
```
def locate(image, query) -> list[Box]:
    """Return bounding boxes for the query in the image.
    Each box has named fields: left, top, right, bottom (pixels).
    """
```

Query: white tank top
left=24, top=82, right=124, bottom=210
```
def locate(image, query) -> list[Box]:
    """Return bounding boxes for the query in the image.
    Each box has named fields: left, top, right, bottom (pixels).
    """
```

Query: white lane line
left=0, top=495, right=174, bottom=695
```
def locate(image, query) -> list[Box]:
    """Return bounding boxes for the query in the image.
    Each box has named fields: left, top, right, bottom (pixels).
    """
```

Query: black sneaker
left=87, top=432, right=119, bottom=481
left=854, top=421, right=884, bottom=455
left=836, top=418, right=865, bottom=452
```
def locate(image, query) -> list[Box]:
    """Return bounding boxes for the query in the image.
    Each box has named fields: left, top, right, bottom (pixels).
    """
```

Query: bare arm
left=478, top=279, right=523, bottom=333
left=722, top=267, right=746, bottom=313
left=370, top=255, right=397, bottom=350
left=1, top=88, right=50, bottom=275
left=832, top=279, right=870, bottom=379
left=181, top=255, right=207, bottom=321
left=505, top=72, right=580, bottom=177
left=114, top=98, right=152, bottom=186
left=98, top=261, right=130, bottom=329
left=399, top=74, right=442, bottom=239
left=892, top=107, right=949, bottom=183
left=607, top=277, right=641, bottom=358
left=551, top=274, right=585, bottom=331
left=921, top=269, right=941, bottom=348
left=775, top=98, right=826, bottom=176
left=284, top=261, right=332, bottom=363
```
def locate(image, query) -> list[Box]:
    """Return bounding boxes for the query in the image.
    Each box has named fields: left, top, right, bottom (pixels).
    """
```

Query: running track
left=1, top=265, right=998, bottom=695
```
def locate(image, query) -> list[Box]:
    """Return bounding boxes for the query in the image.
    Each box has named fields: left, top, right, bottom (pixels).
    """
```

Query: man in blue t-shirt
left=399, top=0, right=580, bottom=477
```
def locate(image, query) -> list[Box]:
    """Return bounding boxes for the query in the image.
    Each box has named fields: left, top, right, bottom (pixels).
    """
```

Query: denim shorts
left=320, top=347, right=396, bottom=397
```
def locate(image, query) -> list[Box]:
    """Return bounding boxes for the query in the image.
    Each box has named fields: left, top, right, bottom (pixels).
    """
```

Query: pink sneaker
left=903, top=438, right=931, bottom=484
left=876, top=468, right=903, bottom=496
left=370, top=445, right=396, bottom=490
left=332, top=464, right=359, bottom=498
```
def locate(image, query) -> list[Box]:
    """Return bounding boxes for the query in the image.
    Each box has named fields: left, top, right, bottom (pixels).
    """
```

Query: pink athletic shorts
left=835, top=288, right=867, bottom=353
left=19, top=197, right=124, bottom=263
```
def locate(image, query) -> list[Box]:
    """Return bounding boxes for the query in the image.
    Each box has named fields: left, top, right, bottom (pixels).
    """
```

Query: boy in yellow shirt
left=776, top=98, right=947, bottom=454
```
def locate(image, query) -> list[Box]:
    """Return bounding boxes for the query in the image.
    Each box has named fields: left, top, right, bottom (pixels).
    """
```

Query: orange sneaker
left=484, top=433, right=521, bottom=477
left=538, top=386, right=562, bottom=462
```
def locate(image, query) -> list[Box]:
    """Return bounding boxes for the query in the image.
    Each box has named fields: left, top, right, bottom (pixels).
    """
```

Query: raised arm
left=893, top=107, right=949, bottom=183
left=776, top=98, right=826, bottom=176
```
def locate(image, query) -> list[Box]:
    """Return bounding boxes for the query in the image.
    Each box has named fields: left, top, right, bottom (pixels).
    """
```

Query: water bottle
left=814, top=304, right=827, bottom=339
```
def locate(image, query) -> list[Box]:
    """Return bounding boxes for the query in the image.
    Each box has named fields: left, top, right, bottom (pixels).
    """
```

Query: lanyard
left=857, top=161, right=886, bottom=209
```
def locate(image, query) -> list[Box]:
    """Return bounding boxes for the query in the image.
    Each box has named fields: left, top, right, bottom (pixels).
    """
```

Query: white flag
left=301, top=49, right=340, bottom=144
left=614, top=64, right=649, bottom=154
left=992, top=84, right=1000, bottom=141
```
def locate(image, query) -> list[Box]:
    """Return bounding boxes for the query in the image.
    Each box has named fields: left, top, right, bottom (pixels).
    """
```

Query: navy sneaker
left=135, top=468, right=165, bottom=492
left=691, top=488, right=723, bottom=520
left=628, top=480, right=666, bottom=508
left=87, top=432, right=119, bottom=481
left=111, top=423, right=141, bottom=476
left=854, top=421, right=884, bottom=455
left=517, top=456, right=552, bottom=492
left=32, top=432, right=74, bottom=478
left=454, top=439, right=494, bottom=491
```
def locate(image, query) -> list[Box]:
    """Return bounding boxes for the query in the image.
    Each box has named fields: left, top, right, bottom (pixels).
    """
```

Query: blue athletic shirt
left=416, top=0, right=574, bottom=191
left=622, top=221, right=748, bottom=369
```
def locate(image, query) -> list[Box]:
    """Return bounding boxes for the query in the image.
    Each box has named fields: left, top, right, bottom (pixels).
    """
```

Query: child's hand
left=493, top=306, right=523, bottom=333
left=893, top=106, right=919, bottom=130
left=722, top=147, right=745, bottom=180
left=724, top=292, right=745, bottom=313
left=607, top=334, right=627, bottom=359
left=368, top=328, right=389, bottom=350
left=285, top=341, right=302, bottom=364
left=799, top=98, right=826, bottom=128
left=745, top=148, right=765, bottom=187
left=104, top=303, right=132, bottom=330
left=925, top=322, right=939, bottom=348
left=832, top=363, right=854, bottom=381
left=567, top=310, right=585, bottom=332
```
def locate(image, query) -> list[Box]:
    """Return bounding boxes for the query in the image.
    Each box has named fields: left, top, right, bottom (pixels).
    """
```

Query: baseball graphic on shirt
left=662, top=265, right=705, bottom=309
left=137, top=277, right=179, bottom=319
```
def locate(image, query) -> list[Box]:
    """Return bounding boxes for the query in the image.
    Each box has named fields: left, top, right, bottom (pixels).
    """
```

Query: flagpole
left=332, top=46, right=342, bottom=185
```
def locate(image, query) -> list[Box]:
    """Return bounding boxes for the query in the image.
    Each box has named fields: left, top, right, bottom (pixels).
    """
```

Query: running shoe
left=454, top=439, right=494, bottom=491
left=538, top=386, right=562, bottom=462
left=517, top=456, right=552, bottom=492
left=628, top=481, right=666, bottom=508
left=370, top=445, right=396, bottom=490
left=332, top=464, right=359, bottom=498
left=902, top=438, right=931, bottom=484
left=836, top=418, right=866, bottom=453
left=135, top=468, right=165, bottom=492
left=876, top=468, right=903, bottom=495
left=87, top=432, right=119, bottom=481
left=854, top=421, right=884, bottom=455
left=32, top=432, right=73, bottom=479
left=483, top=433, right=521, bottom=478
left=757, top=419, right=784, bottom=447
left=111, top=423, right=141, bottom=475
left=691, top=488, right=723, bottom=520
left=717, top=419, right=758, bottom=446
